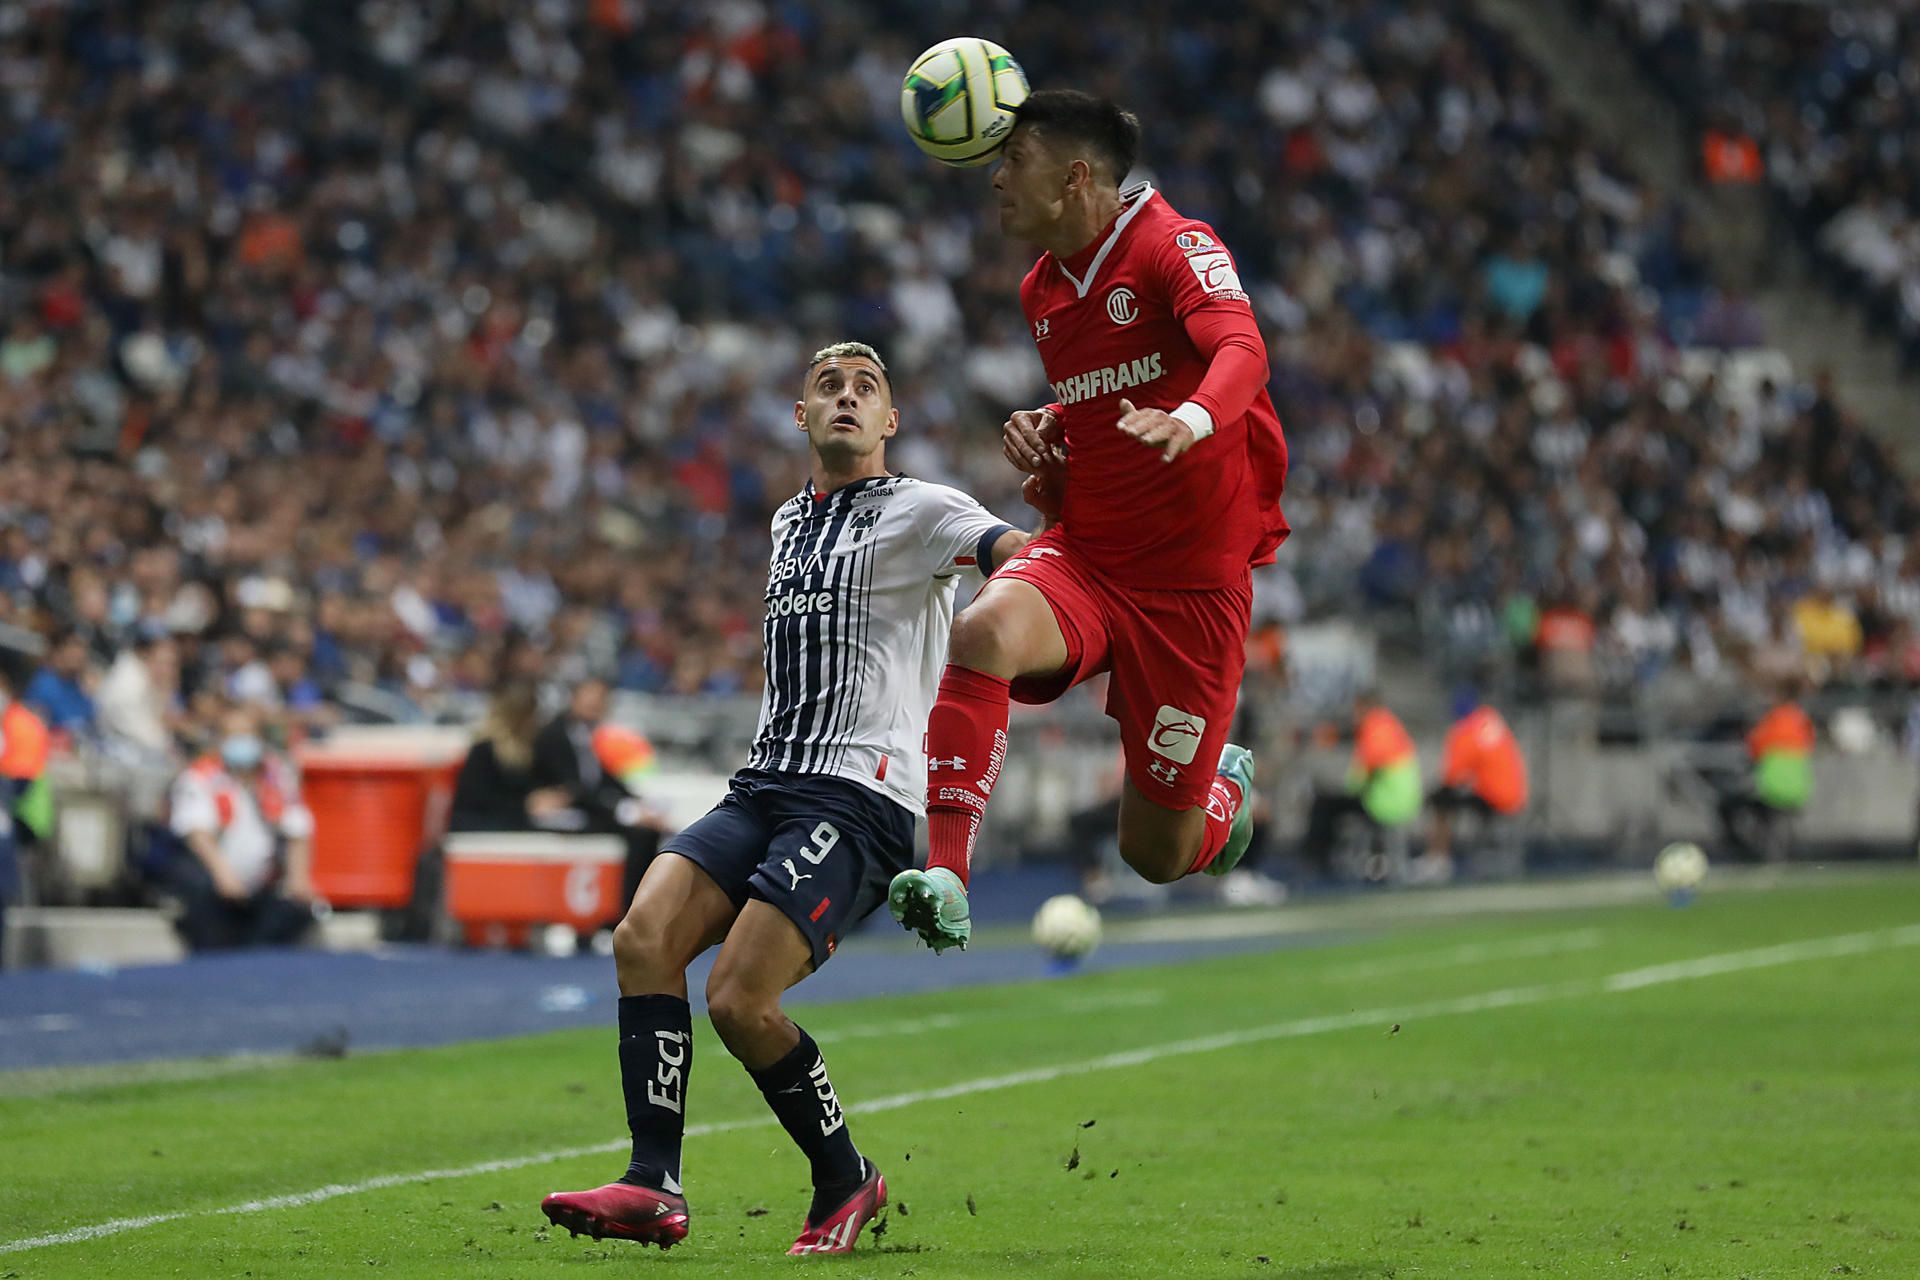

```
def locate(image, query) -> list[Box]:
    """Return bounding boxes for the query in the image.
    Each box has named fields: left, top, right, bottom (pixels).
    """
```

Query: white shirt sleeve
left=169, top=774, right=220, bottom=837
left=279, top=802, right=315, bottom=841
left=915, top=483, right=1019, bottom=580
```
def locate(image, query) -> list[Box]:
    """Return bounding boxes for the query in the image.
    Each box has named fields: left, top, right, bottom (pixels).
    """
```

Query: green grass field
left=4, top=870, right=1918, bottom=1279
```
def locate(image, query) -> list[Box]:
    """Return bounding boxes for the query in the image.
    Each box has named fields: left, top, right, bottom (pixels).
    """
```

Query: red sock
left=923, top=665, right=1012, bottom=887
left=1184, top=774, right=1247, bottom=876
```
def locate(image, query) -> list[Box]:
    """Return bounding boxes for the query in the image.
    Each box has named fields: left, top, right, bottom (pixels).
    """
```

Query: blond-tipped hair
left=805, top=341, right=889, bottom=389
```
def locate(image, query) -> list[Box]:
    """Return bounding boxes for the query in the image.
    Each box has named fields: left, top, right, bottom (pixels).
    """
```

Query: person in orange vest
left=1718, top=681, right=1815, bottom=862
left=1299, top=690, right=1422, bottom=874
left=1701, top=112, right=1763, bottom=185
left=164, top=702, right=320, bottom=951
left=1423, top=689, right=1529, bottom=880
left=0, top=651, right=51, bottom=969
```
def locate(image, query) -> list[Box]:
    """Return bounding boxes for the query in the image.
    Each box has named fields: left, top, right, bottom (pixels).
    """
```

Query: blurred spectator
left=162, top=703, right=319, bottom=952
left=449, top=682, right=570, bottom=832
left=1792, top=585, right=1863, bottom=673
left=0, top=651, right=51, bottom=968
left=1298, top=690, right=1422, bottom=873
left=1424, top=690, right=1528, bottom=879
left=1592, top=1, right=1920, bottom=361
left=97, top=629, right=182, bottom=765
left=532, top=677, right=621, bottom=825
left=1700, top=120, right=1762, bottom=186
left=24, top=630, right=97, bottom=739
left=532, top=674, right=672, bottom=911
left=1536, top=593, right=1599, bottom=696
left=1716, top=680, right=1815, bottom=862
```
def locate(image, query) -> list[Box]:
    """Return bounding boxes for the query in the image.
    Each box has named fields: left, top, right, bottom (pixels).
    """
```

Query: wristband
left=1170, top=401, right=1215, bottom=442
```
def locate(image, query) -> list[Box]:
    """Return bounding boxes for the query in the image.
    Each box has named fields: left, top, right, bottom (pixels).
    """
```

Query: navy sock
left=748, top=1026, right=865, bottom=1222
left=617, top=994, right=692, bottom=1191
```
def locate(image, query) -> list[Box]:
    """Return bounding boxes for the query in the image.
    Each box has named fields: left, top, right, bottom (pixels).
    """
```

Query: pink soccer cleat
left=540, top=1179, right=690, bottom=1250
left=787, top=1160, right=887, bottom=1256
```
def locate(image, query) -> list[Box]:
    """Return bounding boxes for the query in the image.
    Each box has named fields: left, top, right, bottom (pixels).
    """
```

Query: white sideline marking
left=1603, top=923, right=1920, bottom=991
left=1056, top=989, right=1167, bottom=1012
left=1330, top=928, right=1605, bottom=982
left=814, top=1013, right=965, bottom=1044
left=4, top=924, right=1915, bottom=1256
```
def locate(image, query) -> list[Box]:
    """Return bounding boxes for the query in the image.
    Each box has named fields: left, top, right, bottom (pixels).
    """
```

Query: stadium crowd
left=0, top=0, right=1916, bottom=788
left=1589, top=0, right=1920, bottom=368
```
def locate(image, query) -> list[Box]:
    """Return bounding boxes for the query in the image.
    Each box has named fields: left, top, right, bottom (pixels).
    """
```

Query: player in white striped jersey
left=542, top=342, right=1043, bottom=1257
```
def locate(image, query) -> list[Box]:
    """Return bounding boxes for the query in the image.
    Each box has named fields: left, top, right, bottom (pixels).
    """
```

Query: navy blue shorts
left=663, top=769, right=915, bottom=971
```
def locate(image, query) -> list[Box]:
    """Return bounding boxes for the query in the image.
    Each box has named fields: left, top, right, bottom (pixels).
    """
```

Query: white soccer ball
left=1032, top=893, right=1102, bottom=959
left=1653, top=842, right=1708, bottom=893
left=900, top=37, right=1030, bottom=168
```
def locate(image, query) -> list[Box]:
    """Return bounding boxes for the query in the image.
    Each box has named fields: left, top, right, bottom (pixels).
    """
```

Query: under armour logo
left=1149, top=760, right=1181, bottom=785
left=928, top=756, right=967, bottom=771
left=1034, top=318, right=1051, bottom=340
left=784, top=859, right=813, bottom=891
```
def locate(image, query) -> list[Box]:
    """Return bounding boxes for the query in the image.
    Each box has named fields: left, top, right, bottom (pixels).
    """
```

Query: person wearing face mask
left=163, top=702, right=319, bottom=951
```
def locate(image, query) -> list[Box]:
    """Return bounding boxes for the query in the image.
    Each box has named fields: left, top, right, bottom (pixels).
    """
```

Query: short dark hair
left=1013, top=89, right=1140, bottom=182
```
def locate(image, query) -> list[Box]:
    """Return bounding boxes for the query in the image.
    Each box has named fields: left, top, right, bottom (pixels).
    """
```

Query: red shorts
left=998, top=528, right=1251, bottom=809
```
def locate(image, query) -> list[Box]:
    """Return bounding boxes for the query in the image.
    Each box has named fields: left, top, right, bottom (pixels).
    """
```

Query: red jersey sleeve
left=1147, top=222, right=1269, bottom=430
left=1151, top=221, right=1252, bottom=319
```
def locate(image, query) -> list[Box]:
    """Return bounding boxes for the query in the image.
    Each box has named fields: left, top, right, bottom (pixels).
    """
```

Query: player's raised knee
left=1116, top=830, right=1189, bottom=885
left=948, top=598, right=1028, bottom=674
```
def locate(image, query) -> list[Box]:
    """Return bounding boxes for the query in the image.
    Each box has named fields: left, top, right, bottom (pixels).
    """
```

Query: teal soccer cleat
left=1202, top=744, right=1257, bottom=877
left=887, top=866, right=972, bottom=953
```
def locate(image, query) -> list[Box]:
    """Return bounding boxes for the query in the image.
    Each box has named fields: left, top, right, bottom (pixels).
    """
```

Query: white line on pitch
left=4, top=923, right=1915, bottom=1257
left=1330, top=928, right=1606, bottom=981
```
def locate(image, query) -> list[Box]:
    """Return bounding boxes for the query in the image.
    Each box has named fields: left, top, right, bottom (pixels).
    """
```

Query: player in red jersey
left=890, top=89, right=1290, bottom=951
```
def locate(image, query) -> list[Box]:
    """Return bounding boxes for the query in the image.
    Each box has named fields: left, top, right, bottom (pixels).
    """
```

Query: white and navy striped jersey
left=746, top=475, right=1016, bottom=816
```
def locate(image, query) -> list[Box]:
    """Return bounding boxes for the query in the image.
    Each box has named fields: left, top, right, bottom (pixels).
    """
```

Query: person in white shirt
left=165, top=703, right=318, bottom=951
left=97, top=629, right=181, bottom=764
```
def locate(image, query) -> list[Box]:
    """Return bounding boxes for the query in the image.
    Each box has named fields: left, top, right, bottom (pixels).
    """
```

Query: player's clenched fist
left=1002, top=407, right=1065, bottom=473
left=1116, top=398, right=1196, bottom=463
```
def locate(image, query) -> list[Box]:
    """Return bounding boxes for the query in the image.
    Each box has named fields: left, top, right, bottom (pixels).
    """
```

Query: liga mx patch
left=1149, top=705, right=1207, bottom=765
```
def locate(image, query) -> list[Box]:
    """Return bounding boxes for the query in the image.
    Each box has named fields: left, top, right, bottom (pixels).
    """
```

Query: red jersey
left=1024, top=184, right=1289, bottom=590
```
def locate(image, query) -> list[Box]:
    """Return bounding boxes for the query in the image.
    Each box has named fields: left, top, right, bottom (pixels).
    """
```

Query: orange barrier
left=444, top=832, right=626, bottom=934
left=297, top=729, right=469, bottom=909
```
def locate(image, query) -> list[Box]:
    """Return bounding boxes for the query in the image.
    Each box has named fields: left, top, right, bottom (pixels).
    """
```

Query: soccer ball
left=1653, top=842, right=1708, bottom=894
left=1032, top=894, right=1102, bottom=959
left=900, top=37, right=1030, bottom=168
